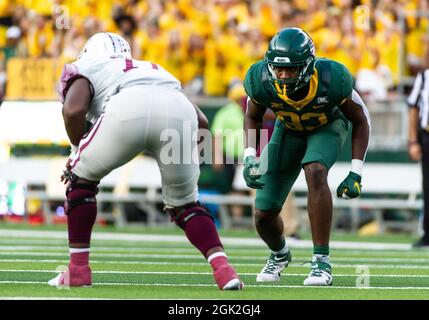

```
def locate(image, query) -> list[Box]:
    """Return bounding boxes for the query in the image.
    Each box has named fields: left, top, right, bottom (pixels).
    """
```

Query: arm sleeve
left=407, top=72, right=422, bottom=108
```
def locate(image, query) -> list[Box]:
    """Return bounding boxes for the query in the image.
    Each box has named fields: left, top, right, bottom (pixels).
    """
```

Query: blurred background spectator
left=211, top=80, right=247, bottom=226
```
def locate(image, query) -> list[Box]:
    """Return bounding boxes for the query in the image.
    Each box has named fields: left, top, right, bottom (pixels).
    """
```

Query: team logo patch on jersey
left=317, top=96, right=329, bottom=104
left=271, top=102, right=283, bottom=109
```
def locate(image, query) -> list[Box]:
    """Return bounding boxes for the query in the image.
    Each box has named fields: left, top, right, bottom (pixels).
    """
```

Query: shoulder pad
left=316, top=58, right=354, bottom=103
left=59, top=63, right=80, bottom=103
left=244, top=61, right=274, bottom=106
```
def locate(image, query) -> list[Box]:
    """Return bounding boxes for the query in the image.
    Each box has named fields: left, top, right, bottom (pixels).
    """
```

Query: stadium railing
left=0, top=156, right=422, bottom=233
left=233, top=163, right=422, bottom=233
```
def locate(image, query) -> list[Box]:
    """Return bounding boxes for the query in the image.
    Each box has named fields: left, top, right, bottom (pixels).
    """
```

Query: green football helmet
left=265, top=27, right=316, bottom=95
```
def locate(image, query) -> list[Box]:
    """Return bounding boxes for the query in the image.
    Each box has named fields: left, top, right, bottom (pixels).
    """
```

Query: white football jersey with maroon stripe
left=60, top=58, right=182, bottom=124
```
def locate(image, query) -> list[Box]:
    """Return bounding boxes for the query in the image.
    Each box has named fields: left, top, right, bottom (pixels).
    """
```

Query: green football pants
left=255, top=117, right=350, bottom=211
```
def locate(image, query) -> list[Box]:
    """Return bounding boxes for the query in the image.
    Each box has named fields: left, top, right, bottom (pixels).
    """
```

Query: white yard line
left=0, top=297, right=118, bottom=300
left=1, top=269, right=429, bottom=278
left=0, top=229, right=413, bottom=251
left=1, top=258, right=429, bottom=269
left=1, top=242, right=428, bottom=258
left=1, top=245, right=429, bottom=258
left=0, top=246, right=199, bottom=252
left=0, top=250, right=428, bottom=263
left=1, top=280, right=429, bottom=290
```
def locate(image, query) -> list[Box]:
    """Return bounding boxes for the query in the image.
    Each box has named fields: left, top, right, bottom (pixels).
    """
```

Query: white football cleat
left=303, top=258, right=333, bottom=286
left=48, top=273, right=63, bottom=287
left=256, top=251, right=291, bottom=282
left=222, top=278, right=244, bottom=290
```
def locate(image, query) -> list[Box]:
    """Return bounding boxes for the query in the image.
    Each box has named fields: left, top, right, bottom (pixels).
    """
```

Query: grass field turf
left=0, top=223, right=429, bottom=300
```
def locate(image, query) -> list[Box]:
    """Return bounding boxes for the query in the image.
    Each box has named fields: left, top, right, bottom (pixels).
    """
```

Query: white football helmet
left=77, top=32, right=132, bottom=60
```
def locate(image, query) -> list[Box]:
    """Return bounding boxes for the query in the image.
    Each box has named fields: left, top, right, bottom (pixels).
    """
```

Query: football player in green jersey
left=243, top=27, right=371, bottom=286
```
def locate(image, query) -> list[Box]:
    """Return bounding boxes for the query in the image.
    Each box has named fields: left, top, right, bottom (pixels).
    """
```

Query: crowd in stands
left=0, top=0, right=428, bottom=99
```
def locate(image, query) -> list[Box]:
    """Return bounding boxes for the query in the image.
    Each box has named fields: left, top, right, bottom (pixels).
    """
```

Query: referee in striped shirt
left=408, top=70, right=429, bottom=247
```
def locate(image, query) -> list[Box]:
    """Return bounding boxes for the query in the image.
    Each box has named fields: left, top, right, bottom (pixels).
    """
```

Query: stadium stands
left=1, top=0, right=428, bottom=98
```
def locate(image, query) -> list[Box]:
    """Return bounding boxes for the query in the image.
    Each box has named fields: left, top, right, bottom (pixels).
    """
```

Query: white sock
left=69, top=248, right=90, bottom=254
left=207, top=251, right=227, bottom=263
left=314, top=254, right=329, bottom=263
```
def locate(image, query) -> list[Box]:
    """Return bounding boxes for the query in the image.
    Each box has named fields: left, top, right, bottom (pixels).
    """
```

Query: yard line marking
left=0, top=251, right=428, bottom=263
left=0, top=246, right=199, bottom=253
left=0, top=240, right=66, bottom=245
left=1, top=280, right=429, bottom=290
left=1, top=258, right=429, bottom=269
left=1, top=245, right=429, bottom=258
left=0, top=245, right=429, bottom=260
left=1, top=269, right=429, bottom=278
left=0, top=229, right=413, bottom=251
left=0, top=297, right=119, bottom=300
left=1, top=240, right=426, bottom=257
left=0, top=281, right=58, bottom=285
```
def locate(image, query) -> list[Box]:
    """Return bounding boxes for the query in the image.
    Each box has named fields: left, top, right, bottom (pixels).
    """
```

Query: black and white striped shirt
left=407, top=70, right=429, bottom=129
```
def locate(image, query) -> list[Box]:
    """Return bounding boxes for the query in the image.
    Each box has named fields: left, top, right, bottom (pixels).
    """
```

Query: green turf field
left=0, top=223, right=429, bottom=300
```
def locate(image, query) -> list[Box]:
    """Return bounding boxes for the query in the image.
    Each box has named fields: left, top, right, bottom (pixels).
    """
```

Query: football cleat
left=303, top=257, right=333, bottom=286
left=213, top=264, right=244, bottom=290
left=48, top=264, right=92, bottom=288
left=256, top=250, right=292, bottom=282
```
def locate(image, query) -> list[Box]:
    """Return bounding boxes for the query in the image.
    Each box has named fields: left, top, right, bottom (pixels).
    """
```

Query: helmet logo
left=274, top=57, right=290, bottom=63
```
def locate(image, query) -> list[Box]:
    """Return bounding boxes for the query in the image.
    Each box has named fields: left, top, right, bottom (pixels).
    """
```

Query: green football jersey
left=244, top=58, right=354, bottom=134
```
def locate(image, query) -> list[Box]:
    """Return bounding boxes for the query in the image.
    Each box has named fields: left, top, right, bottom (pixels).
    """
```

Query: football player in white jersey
left=48, top=33, right=243, bottom=290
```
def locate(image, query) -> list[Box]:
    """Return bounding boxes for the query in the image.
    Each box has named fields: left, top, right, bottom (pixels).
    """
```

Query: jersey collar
left=274, top=68, right=318, bottom=110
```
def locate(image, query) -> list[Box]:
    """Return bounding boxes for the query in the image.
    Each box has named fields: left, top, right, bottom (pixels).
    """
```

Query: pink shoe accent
left=210, top=256, right=243, bottom=290
left=59, top=264, right=92, bottom=287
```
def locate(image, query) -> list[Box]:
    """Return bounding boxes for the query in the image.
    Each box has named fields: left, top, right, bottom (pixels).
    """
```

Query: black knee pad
left=64, top=182, right=99, bottom=215
left=166, top=202, right=214, bottom=229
